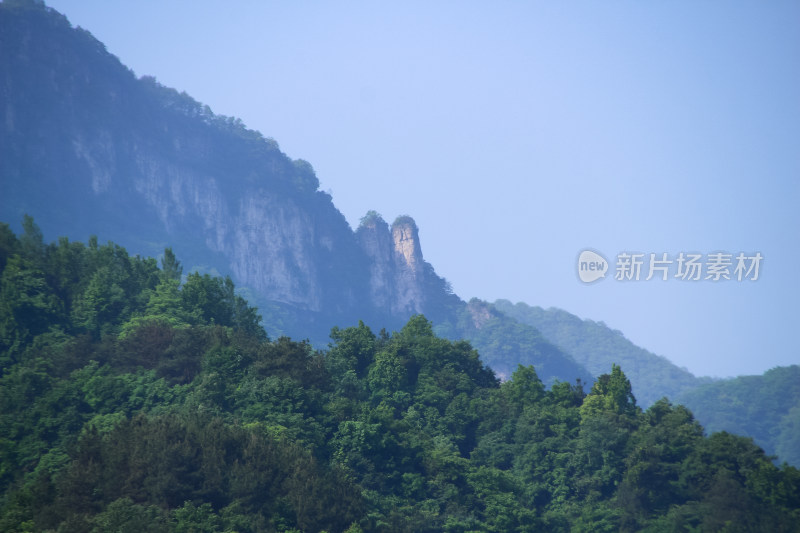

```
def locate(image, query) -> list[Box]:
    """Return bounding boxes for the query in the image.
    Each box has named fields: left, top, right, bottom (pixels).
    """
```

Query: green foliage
left=435, top=299, right=594, bottom=387
left=580, top=364, right=638, bottom=419
left=160, top=247, right=182, bottom=282
left=1, top=225, right=799, bottom=531
left=504, top=365, right=545, bottom=409
left=0, top=255, right=61, bottom=358
left=291, top=158, right=320, bottom=193
left=180, top=271, right=264, bottom=338
left=358, top=210, right=384, bottom=228
left=494, top=299, right=705, bottom=407
left=679, top=365, right=800, bottom=467
left=0, top=223, right=18, bottom=273
left=71, top=266, right=129, bottom=335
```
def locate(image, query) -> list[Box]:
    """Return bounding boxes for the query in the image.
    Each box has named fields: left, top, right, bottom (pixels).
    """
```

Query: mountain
left=0, top=0, right=593, bottom=386
left=3, top=0, right=799, bottom=479
left=493, top=299, right=711, bottom=407
left=494, top=300, right=800, bottom=467
left=434, top=299, right=592, bottom=386
left=0, top=1, right=449, bottom=331
left=677, top=365, right=800, bottom=467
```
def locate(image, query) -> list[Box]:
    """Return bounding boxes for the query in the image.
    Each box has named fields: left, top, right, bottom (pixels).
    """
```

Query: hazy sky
left=43, top=0, right=800, bottom=378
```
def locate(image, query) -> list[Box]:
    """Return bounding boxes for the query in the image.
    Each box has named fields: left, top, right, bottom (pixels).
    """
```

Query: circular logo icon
left=577, top=250, right=608, bottom=283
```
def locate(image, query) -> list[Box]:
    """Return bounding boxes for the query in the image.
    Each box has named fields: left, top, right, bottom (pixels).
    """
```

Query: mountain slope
left=494, top=299, right=709, bottom=407
left=493, top=300, right=800, bottom=467
left=436, top=299, right=594, bottom=386
left=0, top=0, right=358, bottom=319
left=0, top=1, right=593, bottom=386
left=677, top=365, right=800, bottom=466
left=0, top=1, right=447, bottom=333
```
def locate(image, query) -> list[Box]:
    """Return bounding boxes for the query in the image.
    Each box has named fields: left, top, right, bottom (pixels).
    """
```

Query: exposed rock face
left=0, top=2, right=600, bottom=389
left=0, top=2, right=359, bottom=316
left=355, top=213, right=437, bottom=317
left=1, top=2, right=458, bottom=328
left=356, top=213, right=395, bottom=310
left=392, top=217, right=423, bottom=270
left=230, top=194, right=321, bottom=310
left=466, top=299, right=494, bottom=329
left=391, top=217, right=426, bottom=315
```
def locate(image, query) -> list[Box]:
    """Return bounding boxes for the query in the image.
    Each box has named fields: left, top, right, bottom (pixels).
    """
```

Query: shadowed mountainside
left=0, top=0, right=593, bottom=387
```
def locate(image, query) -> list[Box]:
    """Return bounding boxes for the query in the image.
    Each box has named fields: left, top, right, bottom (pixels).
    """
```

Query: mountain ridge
left=0, top=0, right=431, bottom=326
left=493, top=299, right=712, bottom=407
left=0, top=0, right=594, bottom=386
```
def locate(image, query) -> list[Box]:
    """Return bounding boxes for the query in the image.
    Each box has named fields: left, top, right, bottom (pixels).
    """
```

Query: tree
left=120, top=279, right=196, bottom=336
left=0, top=223, right=19, bottom=273
left=19, top=215, right=45, bottom=264
left=71, top=266, right=127, bottom=336
left=580, top=364, right=638, bottom=419
left=504, top=365, right=545, bottom=410
left=159, top=248, right=182, bottom=282
left=328, top=321, right=376, bottom=379
left=0, top=255, right=61, bottom=357
left=180, top=272, right=264, bottom=338
left=616, top=399, right=704, bottom=529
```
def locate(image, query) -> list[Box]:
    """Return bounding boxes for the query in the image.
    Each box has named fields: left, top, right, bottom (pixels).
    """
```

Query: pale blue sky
left=43, top=1, right=800, bottom=378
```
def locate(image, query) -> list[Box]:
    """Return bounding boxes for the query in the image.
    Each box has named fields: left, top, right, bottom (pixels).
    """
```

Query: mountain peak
left=466, top=298, right=494, bottom=330
left=391, top=215, right=422, bottom=271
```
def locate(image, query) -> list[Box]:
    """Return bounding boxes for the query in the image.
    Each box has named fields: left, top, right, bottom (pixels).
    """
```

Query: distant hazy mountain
left=678, top=365, right=800, bottom=467
left=435, top=299, right=594, bottom=386
left=0, top=0, right=593, bottom=386
left=493, top=300, right=711, bottom=407
left=493, top=299, right=800, bottom=466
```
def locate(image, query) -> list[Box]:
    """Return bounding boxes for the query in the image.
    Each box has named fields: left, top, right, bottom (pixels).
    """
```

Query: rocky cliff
left=356, top=212, right=443, bottom=317
left=0, top=0, right=454, bottom=339
left=0, top=0, right=595, bottom=385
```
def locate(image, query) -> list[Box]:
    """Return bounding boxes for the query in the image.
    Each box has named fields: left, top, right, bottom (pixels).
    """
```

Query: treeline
left=434, top=299, right=594, bottom=387
left=1, top=220, right=799, bottom=532
left=678, top=365, right=800, bottom=468
left=493, top=299, right=706, bottom=407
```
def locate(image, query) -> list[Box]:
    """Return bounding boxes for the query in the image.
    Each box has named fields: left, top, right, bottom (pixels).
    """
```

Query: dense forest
left=434, top=299, right=593, bottom=387
left=492, top=300, right=707, bottom=408
left=1, top=219, right=799, bottom=532
left=678, top=366, right=800, bottom=469
left=493, top=301, right=800, bottom=467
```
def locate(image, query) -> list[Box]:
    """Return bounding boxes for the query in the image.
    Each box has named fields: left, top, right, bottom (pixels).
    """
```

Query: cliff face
left=0, top=1, right=445, bottom=333
left=356, top=214, right=396, bottom=311
left=0, top=2, right=597, bottom=387
left=390, top=217, right=426, bottom=315
left=356, top=214, right=439, bottom=317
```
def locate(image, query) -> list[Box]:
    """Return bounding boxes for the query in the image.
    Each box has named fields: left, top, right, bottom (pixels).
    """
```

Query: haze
left=42, top=0, right=800, bottom=378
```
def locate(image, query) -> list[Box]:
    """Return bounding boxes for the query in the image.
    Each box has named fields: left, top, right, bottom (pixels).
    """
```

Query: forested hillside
left=678, top=366, right=800, bottom=468
left=2, top=222, right=799, bottom=532
left=494, top=300, right=708, bottom=407
left=435, top=299, right=593, bottom=386
left=2, top=5, right=799, bottom=526
left=494, top=300, right=800, bottom=467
